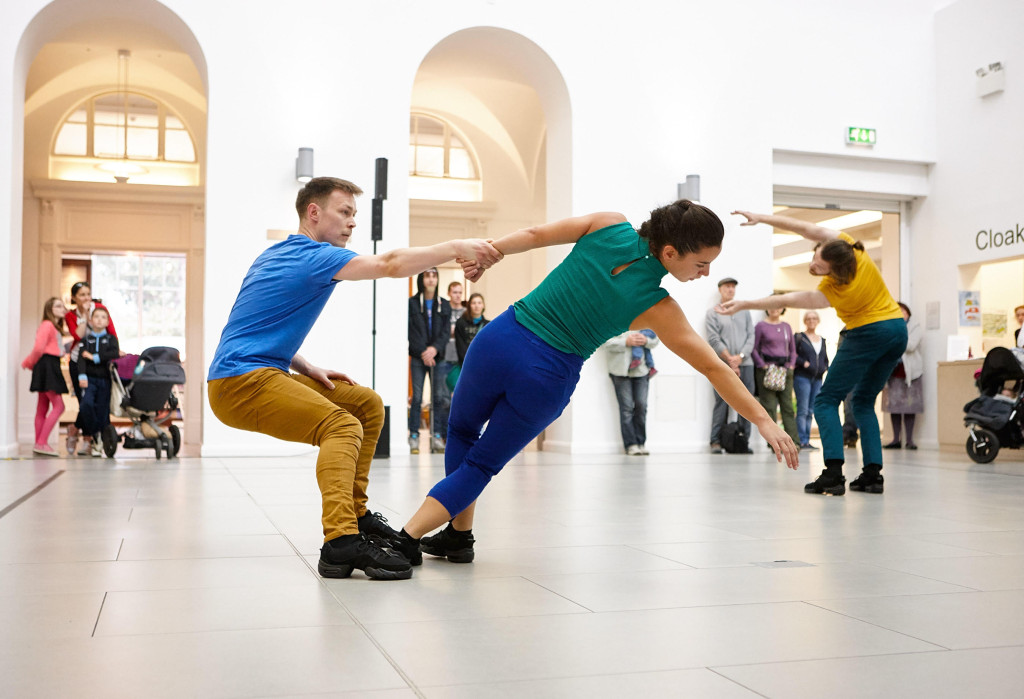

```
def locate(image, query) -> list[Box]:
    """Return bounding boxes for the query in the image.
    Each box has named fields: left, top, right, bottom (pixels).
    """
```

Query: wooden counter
left=937, top=358, right=1024, bottom=460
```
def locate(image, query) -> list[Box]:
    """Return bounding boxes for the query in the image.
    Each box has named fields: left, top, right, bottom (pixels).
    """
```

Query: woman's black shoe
left=849, top=472, right=884, bottom=493
left=804, top=473, right=846, bottom=496
left=883, top=441, right=901, bottom=449
left=420, top=523, right=475, bottom=563
left=905, top=443, right=918, bottom=450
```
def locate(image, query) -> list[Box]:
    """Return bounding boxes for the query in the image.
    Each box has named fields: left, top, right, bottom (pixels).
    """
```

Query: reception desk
left=936, top=358, right=1024, bottom=460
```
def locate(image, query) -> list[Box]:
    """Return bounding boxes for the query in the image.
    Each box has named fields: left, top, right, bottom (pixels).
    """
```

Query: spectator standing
left=705, top=277, right=755, bottom=453
left=1015, top=305, right=1024, bottom=348
left=454, top=293, right=489, bottom=366
left=21, top=297, right=69, bottom=456
left=602, top=329, right=659, bottom=455
left=794, top=311, right=829, bottom=449
left=65, top=281, right=118, bottom=456
left=882, top=302, right=924, bottom=449
left=752, top=307, right=799, bottom=445
left=77, top=307, right=120, bottom=457
left=408, top=268, right=452, bottom=454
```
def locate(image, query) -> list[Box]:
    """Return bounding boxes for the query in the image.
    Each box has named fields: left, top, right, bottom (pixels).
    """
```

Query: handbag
left=762, top=363, right=787, bottom=392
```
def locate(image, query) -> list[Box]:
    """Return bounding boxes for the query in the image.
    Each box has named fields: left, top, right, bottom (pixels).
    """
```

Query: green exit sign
left=846, top=127, right=877, bottom=145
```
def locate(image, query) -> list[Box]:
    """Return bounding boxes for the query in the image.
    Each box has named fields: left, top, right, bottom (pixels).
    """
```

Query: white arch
left=1, top=0, right=207, bottom=456
left=413, top=26, right=572, bottom=223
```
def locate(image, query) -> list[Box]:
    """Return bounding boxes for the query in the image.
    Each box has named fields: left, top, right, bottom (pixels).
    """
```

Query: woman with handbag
left=752, top=306, right=799, bottom=447
left=719, top=210, right=906, bottom=496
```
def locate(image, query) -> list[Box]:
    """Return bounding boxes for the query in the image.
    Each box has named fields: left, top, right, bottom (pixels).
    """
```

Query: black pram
left=104, top=346, right=186, bottom=459
left=963, top=347, right=1024, bottom=463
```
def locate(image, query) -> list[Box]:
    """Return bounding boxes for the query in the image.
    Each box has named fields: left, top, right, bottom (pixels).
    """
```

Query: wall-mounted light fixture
left=677, top=174, right=700, bottom=202
left=296, top=147, right=314, bottom=183
left=976, top=62, right=1005, bottom=98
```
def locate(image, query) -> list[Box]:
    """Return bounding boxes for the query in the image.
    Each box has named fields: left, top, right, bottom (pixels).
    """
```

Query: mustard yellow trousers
left=208, top=368, right=384, bottom=542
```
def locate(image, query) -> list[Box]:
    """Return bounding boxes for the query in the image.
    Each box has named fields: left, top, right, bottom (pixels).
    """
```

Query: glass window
left=53, top=122, right=87, bottom=155
left=91, top=253, right=187, bottom=355
left=51, top=92, right=197, bottom=165
left=409, top=113, right=478, bottom=180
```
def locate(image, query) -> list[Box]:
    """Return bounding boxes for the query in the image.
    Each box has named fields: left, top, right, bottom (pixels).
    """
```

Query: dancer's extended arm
left=634, top=297, right=800, bottom=469
left=732, top=210, right=840, bottom=243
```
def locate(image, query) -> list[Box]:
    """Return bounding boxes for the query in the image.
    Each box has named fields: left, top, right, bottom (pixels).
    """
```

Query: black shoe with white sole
left=804, top=473, right=846, bottom=496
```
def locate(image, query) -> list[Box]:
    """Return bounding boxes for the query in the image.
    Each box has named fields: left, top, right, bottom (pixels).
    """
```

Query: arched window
left=51, top=91, right=198, bottom=185
left=409, top=113, right=481, bottom=201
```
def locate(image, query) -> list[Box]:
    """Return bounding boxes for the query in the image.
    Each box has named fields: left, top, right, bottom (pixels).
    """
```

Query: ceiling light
left=815, top=210, right=882, bottom=230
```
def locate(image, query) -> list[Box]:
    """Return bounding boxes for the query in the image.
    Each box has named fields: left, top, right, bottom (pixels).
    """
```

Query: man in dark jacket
left=408, top=268, right=451, bottom=453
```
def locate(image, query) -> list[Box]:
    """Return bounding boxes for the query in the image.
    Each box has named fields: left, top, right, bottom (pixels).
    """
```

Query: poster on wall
left=959, top=291, right=981, bottom=326
left=982, top=311, right=1007, bottom=337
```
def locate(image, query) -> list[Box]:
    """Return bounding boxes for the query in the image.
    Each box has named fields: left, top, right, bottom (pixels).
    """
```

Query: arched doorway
left=406, top=27, right=572, bottom=452
left=14, top=0, right=207, bottom=453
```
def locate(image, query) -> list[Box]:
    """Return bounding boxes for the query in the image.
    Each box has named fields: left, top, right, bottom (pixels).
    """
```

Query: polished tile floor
left=3, top=443, right=1024, bottom=698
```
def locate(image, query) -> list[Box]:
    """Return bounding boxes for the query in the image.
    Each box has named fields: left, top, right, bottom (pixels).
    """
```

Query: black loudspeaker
left=371, top=198, right=383, bottom=241
left=374, top=157, right=388, bottom=200
left=373, top=405, right=390, bottom=458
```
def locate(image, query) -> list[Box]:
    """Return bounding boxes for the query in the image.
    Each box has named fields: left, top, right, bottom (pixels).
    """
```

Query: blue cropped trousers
left=428, top=307, right=583, bottom=516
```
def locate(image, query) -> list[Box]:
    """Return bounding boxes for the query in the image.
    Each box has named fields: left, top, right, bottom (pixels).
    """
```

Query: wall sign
left=959, top=290, right=981, bottom=326
left=846, top=127, right=876, bottom=146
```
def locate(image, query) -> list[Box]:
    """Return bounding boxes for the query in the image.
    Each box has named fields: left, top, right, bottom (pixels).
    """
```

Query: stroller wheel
left=154, top=437, right=162, bottom=460
left=169, top=425, right=181, bottom=457
left=966, top=427, right=999, bottom=464
left=102, top=425, right=119, bottom=458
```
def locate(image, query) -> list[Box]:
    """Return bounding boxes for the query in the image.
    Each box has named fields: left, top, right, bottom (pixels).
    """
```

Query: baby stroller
left=103, top=346, right=186, bottom=459
left=963, top=346, right=1024, bottom=463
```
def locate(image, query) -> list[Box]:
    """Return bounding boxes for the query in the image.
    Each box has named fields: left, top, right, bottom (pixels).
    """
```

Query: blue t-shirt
left=207, top=235, right=357, bottom=380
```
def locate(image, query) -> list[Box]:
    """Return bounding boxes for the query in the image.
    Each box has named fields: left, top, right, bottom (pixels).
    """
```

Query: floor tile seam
left=218, top=460, right=428, bottom=699
left=863, top=560, right=992, bottom=591
left=705, top=645, right=963, bottom=673
left=0, top=471, right=66, bottom=519
left=799, top=600, right=953, bottom=650
left=705, top=667, right=771, bottom=698
left=90, top=591, right=108, bottom=637
left=89, top=618, right=364, bottom=640
left=903, top=536, right=1022, bottom=557
left=621, top=543, right=699, bottom=568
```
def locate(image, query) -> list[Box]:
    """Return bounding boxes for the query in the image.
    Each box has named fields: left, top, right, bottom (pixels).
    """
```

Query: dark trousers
left=408, top=357, right=451, bottom=438
left=710, top=365, right=755, bottom=444
left=79, top=375, right=112, bottom=438
left=69, top=358, right=86, bottom=430
left=610, top=374, right=649, bottom=448
left=815, top=318, right=908, bottom=469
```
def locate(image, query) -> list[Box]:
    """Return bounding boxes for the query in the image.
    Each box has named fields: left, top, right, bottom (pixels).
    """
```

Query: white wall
left=2, top=0, right=961, bottom=456
left=909, top=0, right=1024, bottom=449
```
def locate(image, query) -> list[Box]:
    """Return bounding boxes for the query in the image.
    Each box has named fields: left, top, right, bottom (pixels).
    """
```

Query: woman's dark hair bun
left=638, top=199, right=724, bottom=257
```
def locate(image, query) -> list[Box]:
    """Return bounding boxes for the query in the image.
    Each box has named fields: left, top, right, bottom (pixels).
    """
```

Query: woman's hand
left=731, top=210, right=766, bottom=226
left=758, top=419, right=800, bottom=470
left=715, top=299, right=746, bottom=315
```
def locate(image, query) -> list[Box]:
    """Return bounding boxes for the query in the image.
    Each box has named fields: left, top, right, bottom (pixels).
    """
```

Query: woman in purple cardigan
left=752, top=307, right=799, bottom=445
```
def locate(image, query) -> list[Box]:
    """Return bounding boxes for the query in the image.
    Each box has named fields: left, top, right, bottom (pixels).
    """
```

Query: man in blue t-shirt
left=207, top=177, right=501, bottom=581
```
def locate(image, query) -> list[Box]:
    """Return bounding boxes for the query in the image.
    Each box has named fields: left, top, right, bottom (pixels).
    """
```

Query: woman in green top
left=393, top=200, right=800, bottom=566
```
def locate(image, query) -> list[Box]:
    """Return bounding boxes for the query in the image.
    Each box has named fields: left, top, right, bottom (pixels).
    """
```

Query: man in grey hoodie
left=705, top=277, right=755, bottom=453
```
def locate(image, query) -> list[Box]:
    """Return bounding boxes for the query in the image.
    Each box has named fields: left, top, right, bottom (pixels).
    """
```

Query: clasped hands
left=456, top=239, right=504, bottom=282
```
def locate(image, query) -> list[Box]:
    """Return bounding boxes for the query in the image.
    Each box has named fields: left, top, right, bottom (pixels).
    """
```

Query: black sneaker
left=392, top=530, right=423, bottom=566
left=358, top=511, right=402, bottom=545
left=420, top=523, right=475, bottom=563
left=849, top=472, right=884, bottom=493
left=804, top=473, right=846, bottom=496
left=318, top=533, right=413, bottom=580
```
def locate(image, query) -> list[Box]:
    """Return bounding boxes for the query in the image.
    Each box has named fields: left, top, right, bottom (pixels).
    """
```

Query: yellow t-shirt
left=817, top=232, right=902, bottom=330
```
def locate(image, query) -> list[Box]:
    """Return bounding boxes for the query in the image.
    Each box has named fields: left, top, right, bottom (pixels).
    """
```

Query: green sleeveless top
left=513, top=222, right=669, bottom=358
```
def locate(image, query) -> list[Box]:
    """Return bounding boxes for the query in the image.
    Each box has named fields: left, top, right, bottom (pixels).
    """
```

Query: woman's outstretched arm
left=718, top=290, right=830, bottom=314
left=732, top=210, right=840, bottom=244
left=634, top=297, right=800, bottom=469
